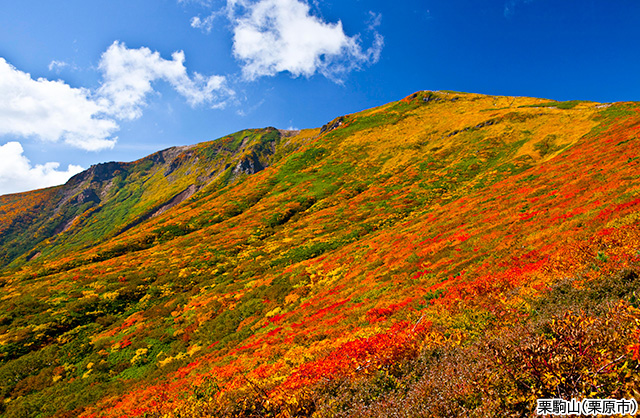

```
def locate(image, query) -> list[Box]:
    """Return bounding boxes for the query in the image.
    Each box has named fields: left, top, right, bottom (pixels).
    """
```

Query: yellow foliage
left=102, top=291, right=119, bottom=301
left=131, top=348, right=149, bottom=365
left=265, top=307, right=282, bottom=317
left=186, top=344, right=202, bottom=356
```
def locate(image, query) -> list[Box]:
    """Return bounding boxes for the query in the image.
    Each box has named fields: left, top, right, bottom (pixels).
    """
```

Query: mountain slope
left=0, top=127, right=291, bottom=270
left=1, top=91, right=640, bottom=417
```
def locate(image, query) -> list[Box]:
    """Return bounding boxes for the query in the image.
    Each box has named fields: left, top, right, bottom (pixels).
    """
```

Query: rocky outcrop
left=233, top=152, right=264, bottom=176
left=161, top=145, right=197, bottom=177
left=69, top=188, right=100, bottom=205
left=320, top=117, right=345, bottom=134
left=66, top=162, right=126, bottom=187
left=445, top=118, right=499, bottom=138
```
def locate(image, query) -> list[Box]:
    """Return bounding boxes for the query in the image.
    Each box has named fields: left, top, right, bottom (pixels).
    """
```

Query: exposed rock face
left=423, top=94, right=443, bottom=103
left=143, top=152, right=166, bottom=165
left=55, top=162, right=126, bottom=215
left=233, top=152, right=264, bottom=176
left=26, top=251, right=40, bottom=261
left=320, top=116, right=345, bottom=134
left=403, top=91, right=463, bottom=104
left=67, top=162, right=125, bottom=187
left=151, top=185, right=198, bottom=218
left=162, top=145, right=197, bottom=177
left=70, top=188, right=100, bottom=205
left=446, top=119, right=498, bottom=138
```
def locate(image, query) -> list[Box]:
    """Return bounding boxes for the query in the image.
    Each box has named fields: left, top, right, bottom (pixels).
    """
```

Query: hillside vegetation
left=1, top=91, right=640, bottom=417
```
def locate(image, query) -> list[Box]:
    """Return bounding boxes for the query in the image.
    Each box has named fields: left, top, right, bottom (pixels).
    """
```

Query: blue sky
left=0, top=0, right=639, bottom=195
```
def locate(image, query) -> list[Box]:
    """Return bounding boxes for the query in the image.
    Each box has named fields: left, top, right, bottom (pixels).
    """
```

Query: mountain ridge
left=1, top=90, right=640, bottom=417
left=0, top=126, right=293, bottom=269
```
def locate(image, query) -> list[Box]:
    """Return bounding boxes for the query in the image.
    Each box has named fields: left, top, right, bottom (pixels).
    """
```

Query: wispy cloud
left=367, top=11, right=382, bottom=31
left=236, top=98, right=265, bottom=116
left=178, top=0, right=213, bottom=5
left=0, top=141, right=83, bottom=195
left=48, top=60, right=72, bottom=73
left=190, top=12, right=219, bottom=33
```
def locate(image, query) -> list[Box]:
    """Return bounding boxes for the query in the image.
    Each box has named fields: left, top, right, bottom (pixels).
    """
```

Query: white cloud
left=98, top=41, right=233, bottom=120
left=191, top=13, right=217, bottom=33
left=0, top=58, right=118, bottom=151
left=0, top=43, right=232, bottom=152
left=227, top=0, right=383, bottom=81
left=0, top=141, right=83, bottom=196
left=48, top=60, right=79, bottom=73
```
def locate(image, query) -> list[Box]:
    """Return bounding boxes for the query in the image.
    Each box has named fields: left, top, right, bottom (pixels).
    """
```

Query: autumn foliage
left=1, top=92, right=640, bottom=417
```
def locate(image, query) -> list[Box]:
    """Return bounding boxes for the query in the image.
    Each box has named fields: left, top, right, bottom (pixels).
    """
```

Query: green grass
left=518, top=100, right=587, bottom=110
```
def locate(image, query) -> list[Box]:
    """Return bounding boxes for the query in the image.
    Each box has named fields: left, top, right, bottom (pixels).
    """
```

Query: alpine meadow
left=1, top=91, right=640, bottom=417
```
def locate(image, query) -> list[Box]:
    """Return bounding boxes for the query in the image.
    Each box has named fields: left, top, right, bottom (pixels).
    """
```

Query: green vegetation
left=518, top=100, right=586, bottom=109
